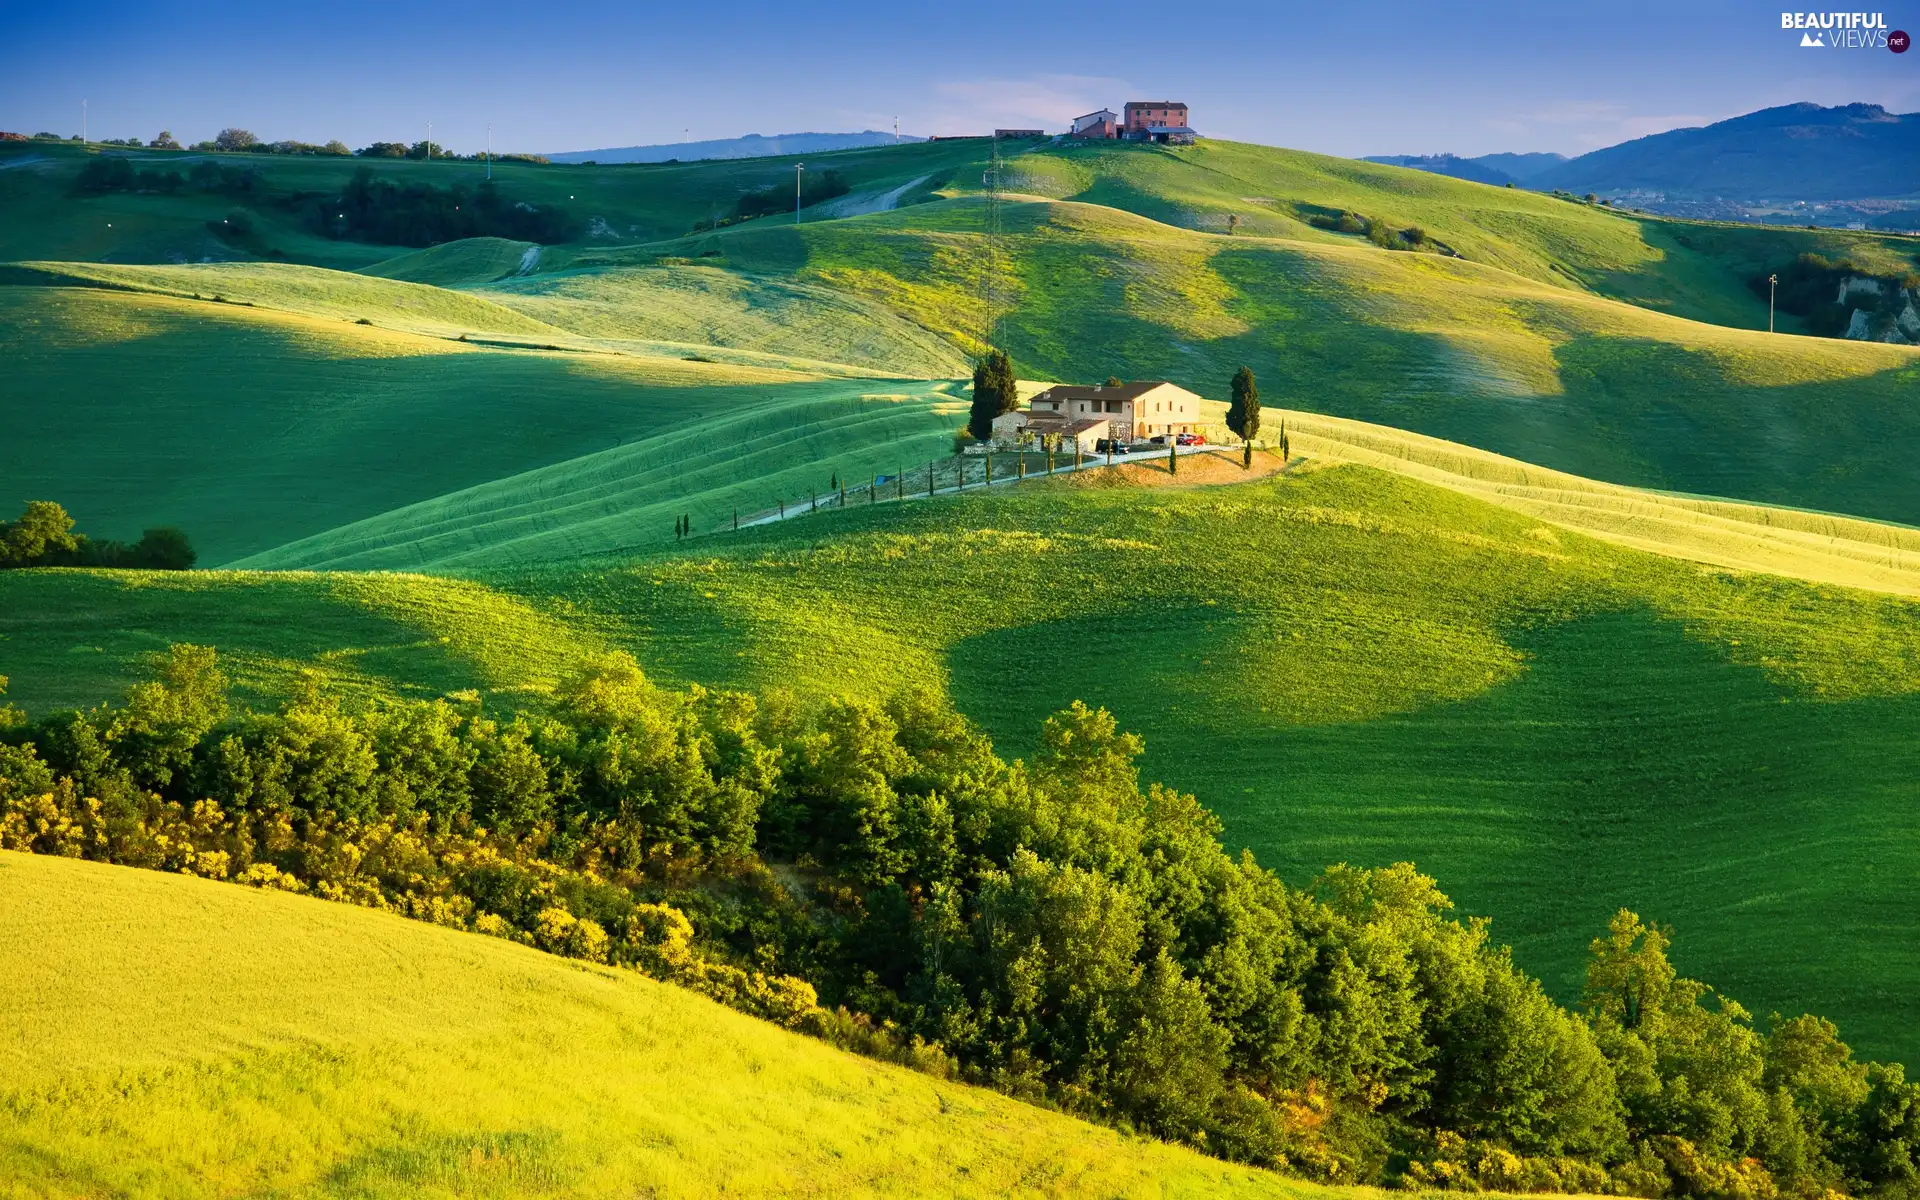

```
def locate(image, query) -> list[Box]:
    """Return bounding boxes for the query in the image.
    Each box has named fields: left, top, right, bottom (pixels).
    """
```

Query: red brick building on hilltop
left=1123, top=101, right=1188, bottom=133
left=1071, top=103, right=1197, bottom=143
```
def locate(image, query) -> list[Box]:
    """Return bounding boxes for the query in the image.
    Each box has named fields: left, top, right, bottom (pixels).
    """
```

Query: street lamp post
left=795, top=162, right=804, bottom=224
left=1768, top=273, right=1778, bottom=333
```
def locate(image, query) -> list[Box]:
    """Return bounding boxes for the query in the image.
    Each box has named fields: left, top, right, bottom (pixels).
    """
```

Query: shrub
left=0, top=645, right=1910, bottom=1194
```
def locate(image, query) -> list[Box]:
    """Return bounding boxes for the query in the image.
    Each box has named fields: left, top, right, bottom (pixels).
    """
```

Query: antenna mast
left=984, top=136, right=1003, bottom=349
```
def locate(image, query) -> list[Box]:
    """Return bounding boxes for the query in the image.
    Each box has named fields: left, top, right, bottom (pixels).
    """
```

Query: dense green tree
left=370, top=700, right=476, bottom=827
left=2, top=647, right=1917, bottom=1190
left=969, top=349, right=1019, bottom=441
left=1228, top=366, right=1261, bottom=466
left=105, top=643, right=228, bottom=792
left=0, top=501, right=77, bottom=565
left=213, top=128, right=258, bottom=152
left=129, top=527, right=195, bottom=569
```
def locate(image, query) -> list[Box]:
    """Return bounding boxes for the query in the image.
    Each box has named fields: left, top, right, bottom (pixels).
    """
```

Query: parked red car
left=1175, top=432, right=1206, bottom=446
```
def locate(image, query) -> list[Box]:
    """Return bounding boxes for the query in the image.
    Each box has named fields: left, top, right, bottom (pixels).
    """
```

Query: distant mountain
left=1362, top=154, right=1518, bottom=186
left=1471, top=152, right=1568, bottom=181
left=1534, top=103, right=1920, bottom=200
left=1361, top=151, right=1569, bottom=186
left=546, top=131, right=922, bottom=165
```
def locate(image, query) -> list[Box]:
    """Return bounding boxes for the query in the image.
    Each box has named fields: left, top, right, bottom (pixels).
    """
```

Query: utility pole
left=795, top=162, right=804, bottom=223
left=984, top=137, right=1003, bottom=347
left=427, top=121, right=432, bottom=161
left=1768, top=273, right=1778, bottom=333
left=81, top=99, right=87, bottom=144
left=894, top=116, right=899, bottom=143
left=486, top=123, right=492, bottom=180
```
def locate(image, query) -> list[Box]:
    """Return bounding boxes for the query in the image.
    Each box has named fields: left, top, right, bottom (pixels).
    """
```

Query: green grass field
left=0, top=284, right=969, bottom=566
left=7, top=136, right=1920, bottom=570
left=490, top=462, right=1920, bottom=1063
left=8, top=132, right=1920, bottom=1178
left=0, top=849, right=1332, bottom=1198
left=7, top=446, right=1920, bottom=1065
left=632, top=195, right=1920, bottom=523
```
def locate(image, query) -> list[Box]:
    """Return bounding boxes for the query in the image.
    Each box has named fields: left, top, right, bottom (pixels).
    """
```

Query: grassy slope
left=0, top=850, right=1310, bottom=1198
left=0, top=567, right=605, bottom=714
left=230, top=381, right=969, bottom=571
left=643, top=196, right=1920, bottom=523
left=0, top=284, right=959, bottom=565
left=0, top=138, right=990, bottom=267
left=3, top=258, right=570, bottom=340
left=361, top=236, right=543, bottom=285
left=8, top=137, right=1920, bottom=571
left=473, top=263, right=970, bottom=377
left=505, top=463, right=1920, bottom=1064
left=6, top=448, right=1920, bottom=1062
left=998, top=139, right=1920, bottom=329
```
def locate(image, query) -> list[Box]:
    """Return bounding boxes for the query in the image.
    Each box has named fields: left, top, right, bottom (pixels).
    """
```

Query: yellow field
left=0, top=850, right=1327, bottom=1199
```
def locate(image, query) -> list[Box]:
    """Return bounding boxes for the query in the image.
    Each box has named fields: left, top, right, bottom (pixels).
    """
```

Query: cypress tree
left=968, top=349, right=1018, bottom=441
left=1228, top=366, right=1260, bottom=468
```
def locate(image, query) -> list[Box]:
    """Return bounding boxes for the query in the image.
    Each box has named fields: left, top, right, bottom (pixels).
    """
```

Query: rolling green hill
left=0, top=850, right=1314, bottom=1198
left=6, top=434, right=1920, bottom=1065
left=8, top=135, right=1920, bottom=570
left=0, top=284, right=963, bottom=565
left=9, top=130, right=1920, bottom=1099
left=494, top=457, right=1920, bottom=1063
left=0, top=137, right=985, bottom=267
left=624, top=195, right=1920, bottom=524
left=986, top=138, right=1920, bottom=328
left=7, top=192, right=1920, bottom=575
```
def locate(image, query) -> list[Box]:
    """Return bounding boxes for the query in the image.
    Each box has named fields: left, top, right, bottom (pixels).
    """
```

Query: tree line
left=73, top=155, right=260, bottom=198
left=0, top=501, right=193, bottom=570
left=317, top=168, right=582, bottom=246
left=1, top=643, right=1915, bottom=1196
left=45, top=128, right=549, bottom=162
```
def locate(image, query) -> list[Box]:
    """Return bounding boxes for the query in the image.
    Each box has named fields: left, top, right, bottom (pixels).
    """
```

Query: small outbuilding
left=1070, top=109, right=1120, bottom=139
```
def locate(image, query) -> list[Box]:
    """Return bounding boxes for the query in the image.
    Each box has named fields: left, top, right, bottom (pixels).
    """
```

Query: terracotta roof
left=1124, top=101, right=1188, bottom=109
left=1032, top=381, right=1170, bottom=404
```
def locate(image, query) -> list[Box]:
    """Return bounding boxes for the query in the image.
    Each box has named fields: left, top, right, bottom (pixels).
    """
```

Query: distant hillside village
left=982, top=100, right=1198, bottom=144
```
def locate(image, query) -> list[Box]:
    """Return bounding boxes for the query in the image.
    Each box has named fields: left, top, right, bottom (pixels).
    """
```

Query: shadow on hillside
left=949, top=605, right=1920, bottom=1065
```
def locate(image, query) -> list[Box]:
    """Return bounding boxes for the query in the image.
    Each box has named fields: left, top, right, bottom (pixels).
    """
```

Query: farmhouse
left=992, top=380, right=1204, bottom=448
left=1122, top=101, right=1196, bottom=144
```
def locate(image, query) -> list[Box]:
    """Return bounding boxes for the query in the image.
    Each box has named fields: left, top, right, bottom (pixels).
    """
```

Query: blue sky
left=5, top=0, right=1918, bottom=157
